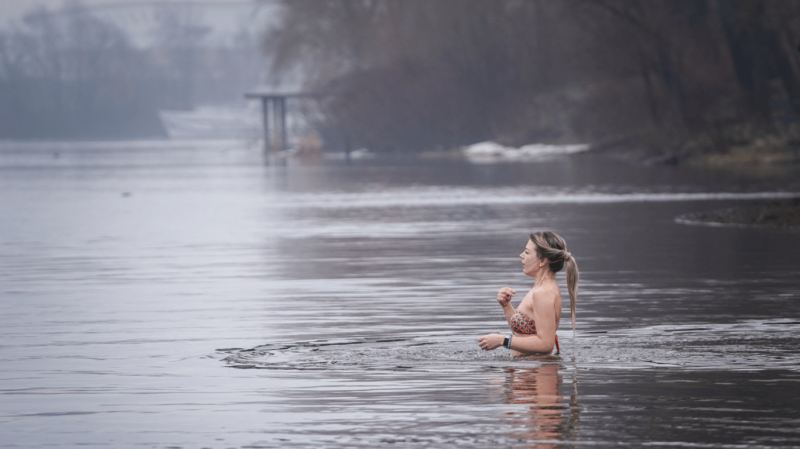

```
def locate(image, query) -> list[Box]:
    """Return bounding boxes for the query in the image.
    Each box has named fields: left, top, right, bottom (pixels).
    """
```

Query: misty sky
left=0, top=0, right=253, bottom=29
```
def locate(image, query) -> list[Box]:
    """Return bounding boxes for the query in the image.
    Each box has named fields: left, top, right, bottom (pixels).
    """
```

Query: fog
left=0, top=0, right=272, bottom=140
left=2, top=3, right=800, bottom=448
left=264, top=0, right=800, bottom=155
left=2, top=0, right=800, bottom=159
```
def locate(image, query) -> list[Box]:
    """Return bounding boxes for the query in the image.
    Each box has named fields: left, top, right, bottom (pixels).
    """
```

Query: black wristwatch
left=503, top=335, right=512, bottom=349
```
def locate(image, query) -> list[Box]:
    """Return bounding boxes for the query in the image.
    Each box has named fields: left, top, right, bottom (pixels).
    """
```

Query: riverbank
left=682, top=131, right=800, bottom=178
left=590, top=124, right=800, bottom=178
left=676, top=199, right=800, bottom=228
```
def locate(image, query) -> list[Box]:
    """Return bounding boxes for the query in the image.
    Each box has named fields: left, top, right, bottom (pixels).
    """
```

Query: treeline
left=0, top=3, right=262, bottom=140
left=266, top=0, right=800, bottom=153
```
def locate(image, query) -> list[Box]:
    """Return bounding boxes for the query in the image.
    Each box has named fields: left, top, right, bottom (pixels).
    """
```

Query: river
left=1, top=141, right=799, bottom=448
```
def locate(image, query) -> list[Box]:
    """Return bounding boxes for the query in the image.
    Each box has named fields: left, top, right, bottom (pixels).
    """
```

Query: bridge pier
left=245, top=92, right=315, bottom=159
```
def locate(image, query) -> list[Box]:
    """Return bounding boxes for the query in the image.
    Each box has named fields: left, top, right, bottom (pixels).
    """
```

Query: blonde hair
left=529, top=231, right=579, bottom=336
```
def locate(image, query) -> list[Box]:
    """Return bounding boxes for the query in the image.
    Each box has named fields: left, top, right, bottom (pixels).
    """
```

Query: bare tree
left=264, top=0, right=800, bottom=152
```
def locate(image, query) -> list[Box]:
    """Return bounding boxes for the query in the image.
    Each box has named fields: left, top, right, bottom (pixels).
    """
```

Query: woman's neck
left=532, top=269, right=555, bottom=287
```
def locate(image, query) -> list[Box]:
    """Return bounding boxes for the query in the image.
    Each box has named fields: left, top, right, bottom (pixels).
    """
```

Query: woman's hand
left=496, top=287, right=515, bottom=306
left=478, top=334, right=506, bottom=351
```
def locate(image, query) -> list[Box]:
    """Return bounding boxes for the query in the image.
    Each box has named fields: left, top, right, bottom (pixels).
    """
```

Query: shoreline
left=675, top=199, right=800, bottom=228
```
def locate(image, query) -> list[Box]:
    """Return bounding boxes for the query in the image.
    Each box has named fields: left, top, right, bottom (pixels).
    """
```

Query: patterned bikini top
left=511, top=310, right=560, bottom=353
left=511, top=310, right=537, bottom=334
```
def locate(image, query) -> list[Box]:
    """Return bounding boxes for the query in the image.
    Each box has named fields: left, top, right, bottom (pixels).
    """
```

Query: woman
left=478, top=231, right=578, bottom=355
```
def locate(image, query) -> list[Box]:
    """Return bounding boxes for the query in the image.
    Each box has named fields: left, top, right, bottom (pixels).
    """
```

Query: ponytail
left=530, top=231, right=579, bottom=338
left=565, top=256, right=579, bottom=337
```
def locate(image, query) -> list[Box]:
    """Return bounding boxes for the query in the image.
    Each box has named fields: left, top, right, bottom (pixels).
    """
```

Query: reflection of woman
left=500, top=365, right=581, bottom=447
left=478, top=231, right=578, bottom=355
left=503, top=365, right=564, bottom=444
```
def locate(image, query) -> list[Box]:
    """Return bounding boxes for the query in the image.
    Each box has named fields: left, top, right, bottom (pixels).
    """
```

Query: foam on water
left=220, top=319, right=800, bottom=373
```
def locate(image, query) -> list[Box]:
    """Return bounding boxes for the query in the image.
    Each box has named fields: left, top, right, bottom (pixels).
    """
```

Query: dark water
left=2, top=141, right=800, bottom=448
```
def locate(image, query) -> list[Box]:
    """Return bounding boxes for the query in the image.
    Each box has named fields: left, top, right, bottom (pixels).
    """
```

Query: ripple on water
left=218, top=337, right=552, bottom=371
left=274, top=188, right=800, bottom=210
left=218, top=319, right=800, bottom=373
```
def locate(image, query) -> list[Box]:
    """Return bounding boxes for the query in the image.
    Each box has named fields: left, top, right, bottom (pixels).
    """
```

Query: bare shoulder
left=531, top=287, right=558, bottom=307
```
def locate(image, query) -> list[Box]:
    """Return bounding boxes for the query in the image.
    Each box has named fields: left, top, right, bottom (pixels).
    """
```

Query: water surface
left=1, top=141, right=799, bottom=448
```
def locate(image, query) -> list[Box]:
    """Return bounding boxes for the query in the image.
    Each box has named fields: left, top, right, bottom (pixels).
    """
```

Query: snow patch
left=464, top=141, right=590, bottom=162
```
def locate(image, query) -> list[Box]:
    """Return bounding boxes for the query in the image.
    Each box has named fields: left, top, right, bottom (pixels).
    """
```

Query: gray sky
left=0, top=0, right=255, bottom=29
left=0, top=0, right=272, bottom=49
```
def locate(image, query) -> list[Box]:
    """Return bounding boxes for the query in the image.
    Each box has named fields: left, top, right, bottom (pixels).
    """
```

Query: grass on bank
left=677, top=199, right=800, bottom=228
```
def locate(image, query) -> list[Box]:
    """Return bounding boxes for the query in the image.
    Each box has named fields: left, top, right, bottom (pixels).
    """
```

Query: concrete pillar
left=261, top=97, right=271, bottom=154
left=272, top=97, right=286, bottom=151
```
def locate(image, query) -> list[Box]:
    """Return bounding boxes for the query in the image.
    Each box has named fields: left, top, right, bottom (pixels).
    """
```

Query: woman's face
left=520, top=240, right=544, bottom=278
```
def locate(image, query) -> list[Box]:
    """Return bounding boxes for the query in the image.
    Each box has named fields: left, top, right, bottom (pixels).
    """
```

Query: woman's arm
left=496, top=287, right=517, bottom=329
left=509, top=333, right=555, bottom=354
left=501, top=302, right=516, bottom=327
left=478, top=290, right=557, bottom=354
left=511, top=291, right=557, bottom=353
left=477, top=332, right=554, bottom=354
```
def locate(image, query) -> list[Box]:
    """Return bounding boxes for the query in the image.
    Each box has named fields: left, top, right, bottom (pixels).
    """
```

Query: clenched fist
left=496, top=287, right=515, bottom=306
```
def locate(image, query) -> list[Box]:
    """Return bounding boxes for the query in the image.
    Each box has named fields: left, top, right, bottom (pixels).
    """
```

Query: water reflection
left=499, top=364, right=580, bottom=448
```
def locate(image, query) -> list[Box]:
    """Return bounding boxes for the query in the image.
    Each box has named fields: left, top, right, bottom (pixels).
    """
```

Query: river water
left=1, top=141, right=800, bottom=448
